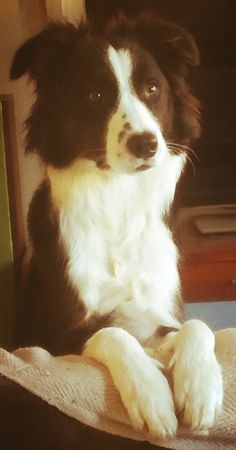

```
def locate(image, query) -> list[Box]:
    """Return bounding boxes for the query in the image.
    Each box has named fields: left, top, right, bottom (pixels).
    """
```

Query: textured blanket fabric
left=0, top=329, right=235, bottom=450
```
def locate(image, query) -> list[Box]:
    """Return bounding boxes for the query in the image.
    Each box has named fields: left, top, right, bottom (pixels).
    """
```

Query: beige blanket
left=0, top=328, right=235, bottom=450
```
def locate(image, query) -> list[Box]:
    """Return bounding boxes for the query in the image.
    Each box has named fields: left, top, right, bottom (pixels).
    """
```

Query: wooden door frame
left=0, top=95, right=24, bottom=348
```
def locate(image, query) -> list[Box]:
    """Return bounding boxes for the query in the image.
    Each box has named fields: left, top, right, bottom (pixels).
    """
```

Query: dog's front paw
left=83, top=327, right=177, bottom=438
left=170, top=320, right=223, bottom=430
left=117, top=358, right=177, bottom=438
left=171, top=352, right=223, bottom=430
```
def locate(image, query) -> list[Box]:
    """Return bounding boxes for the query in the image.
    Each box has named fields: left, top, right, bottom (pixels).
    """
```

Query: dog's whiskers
left=185, top=153, right=197, bottom=174
left=167, top=142, right=198, bottom=175
left=167, top=142, right=199, bottom=160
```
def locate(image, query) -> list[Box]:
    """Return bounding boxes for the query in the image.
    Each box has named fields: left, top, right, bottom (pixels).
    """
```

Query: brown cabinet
left=177, top=207, right=236, bottom=302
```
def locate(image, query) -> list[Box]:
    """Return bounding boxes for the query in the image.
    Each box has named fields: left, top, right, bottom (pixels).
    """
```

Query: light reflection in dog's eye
left=89, top=90, right=103, bottom=102
left=144, top=81, right=160, bottom=98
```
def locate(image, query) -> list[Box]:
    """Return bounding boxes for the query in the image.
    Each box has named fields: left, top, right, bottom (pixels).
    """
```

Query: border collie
left=11, top=15, right=223, bottom=438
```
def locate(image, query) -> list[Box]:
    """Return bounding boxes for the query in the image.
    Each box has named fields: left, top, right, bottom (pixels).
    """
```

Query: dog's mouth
left=135, top=153, right=158, bottom=172
left=136, top=163, right=153, bottom=172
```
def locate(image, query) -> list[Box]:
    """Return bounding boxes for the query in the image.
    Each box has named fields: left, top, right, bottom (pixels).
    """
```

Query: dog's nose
left=127, top=132, right=158, bottom=159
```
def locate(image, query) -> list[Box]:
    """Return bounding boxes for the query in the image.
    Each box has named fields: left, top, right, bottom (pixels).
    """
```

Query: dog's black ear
left=10, top=23, right=80, bottom=88
left=145, top=20, right=199, bottom=75
left=108, top=14, right=199, bottom=76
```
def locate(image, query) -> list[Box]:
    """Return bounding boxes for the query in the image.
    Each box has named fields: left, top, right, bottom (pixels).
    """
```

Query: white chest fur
left=48, top=153, right=184, bottom=342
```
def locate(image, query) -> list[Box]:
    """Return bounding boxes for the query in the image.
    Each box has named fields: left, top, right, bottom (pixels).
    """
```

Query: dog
left=11, top=14, right=223, bottom=438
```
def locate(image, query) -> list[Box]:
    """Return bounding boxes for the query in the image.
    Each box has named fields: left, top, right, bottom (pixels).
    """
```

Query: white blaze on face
left=106, top=46, right=168, bottom=173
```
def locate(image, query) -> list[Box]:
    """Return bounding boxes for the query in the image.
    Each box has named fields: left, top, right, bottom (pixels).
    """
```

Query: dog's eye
left=89, top=90, right=103, bottom=102
left=144, top=82, right=160, bottom=98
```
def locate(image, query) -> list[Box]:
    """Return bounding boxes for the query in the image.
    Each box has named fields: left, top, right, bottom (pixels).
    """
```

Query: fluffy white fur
left=47, top=47, right=223, bottom=437
left=48, top=151, right=183, bottom=342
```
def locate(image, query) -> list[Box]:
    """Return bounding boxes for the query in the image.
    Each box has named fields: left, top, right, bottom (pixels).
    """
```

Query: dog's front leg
left=83, top=327, right=177, bottom=438
left=168, top=319, right=223, bottom=430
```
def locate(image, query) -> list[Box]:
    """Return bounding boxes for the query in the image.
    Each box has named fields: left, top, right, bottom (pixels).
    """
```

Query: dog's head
left=11, top=15, right=200, bottom=173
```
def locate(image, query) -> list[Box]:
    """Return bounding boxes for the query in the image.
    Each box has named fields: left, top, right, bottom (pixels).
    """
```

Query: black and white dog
left=11, top=15, right=223, bottom=438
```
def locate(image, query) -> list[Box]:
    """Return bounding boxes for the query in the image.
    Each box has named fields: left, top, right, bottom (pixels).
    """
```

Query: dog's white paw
left=83, top=327, right=177, bottom=438
left=170, top=320, right=223, bottom=430
left=171, top=352, right=223, bottom=430
left=116, top=357, right=178, bottom=438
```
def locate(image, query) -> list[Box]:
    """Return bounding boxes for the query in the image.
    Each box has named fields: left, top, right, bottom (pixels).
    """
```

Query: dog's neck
left=46, top=152, right=185, bottom=216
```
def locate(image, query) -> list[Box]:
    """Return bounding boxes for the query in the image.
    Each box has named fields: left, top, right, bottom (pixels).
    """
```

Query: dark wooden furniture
left=178, top=209, right=236, bottom=302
